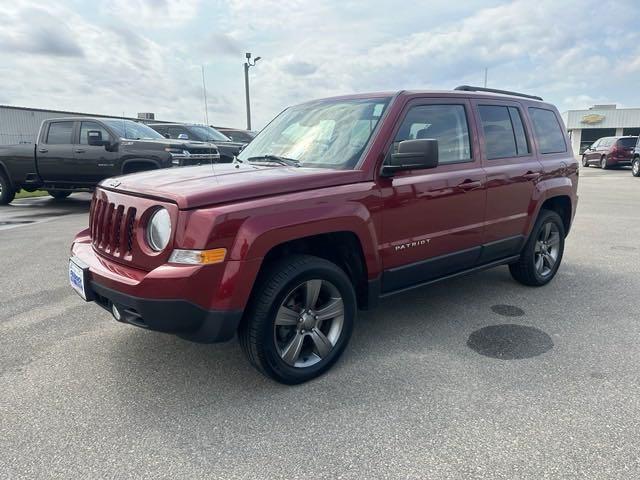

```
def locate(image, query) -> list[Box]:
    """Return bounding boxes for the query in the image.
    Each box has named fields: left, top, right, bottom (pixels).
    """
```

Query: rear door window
left=46, top=121, right=74, bottom=145
left=478, top=105, right=530, bottom=159
left=528, top=107, right=567, bottom=154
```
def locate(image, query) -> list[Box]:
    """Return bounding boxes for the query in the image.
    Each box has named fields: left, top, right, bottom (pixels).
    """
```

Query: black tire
left=581, top=155, right=589, bottom=167
left=47, top=190, right=71, bottom=200
left=600, top=156, right=608, bottom=169
left=509, top=210, right=566, bottom=287
left=0, top=170, right=16, bottom=205
left=239, top=254, right=356, bottom=384
left=632, top=157, right=640, bottom=177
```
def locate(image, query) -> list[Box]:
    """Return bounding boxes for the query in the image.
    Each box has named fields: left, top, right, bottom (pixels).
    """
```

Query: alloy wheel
left=534, top=222, right=560, bottom=277
left=633, top=159, right=640, bottom=176
left=273, top=279, right=345, bottom=368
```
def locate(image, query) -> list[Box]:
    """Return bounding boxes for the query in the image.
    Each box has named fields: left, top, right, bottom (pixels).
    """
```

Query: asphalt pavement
left=1, top=168, right=639, bottom=479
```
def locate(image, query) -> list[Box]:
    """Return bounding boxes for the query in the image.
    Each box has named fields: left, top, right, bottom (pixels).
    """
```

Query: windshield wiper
left=246, top=155, right=300, bottom=167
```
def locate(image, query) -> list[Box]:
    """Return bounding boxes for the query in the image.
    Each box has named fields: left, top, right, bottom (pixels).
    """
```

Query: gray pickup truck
left=0, top=117, right=220, bottom=205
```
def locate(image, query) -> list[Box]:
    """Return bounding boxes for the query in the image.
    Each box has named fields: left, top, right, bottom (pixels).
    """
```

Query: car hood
left=100, top=163, right=364, bottom=209
left=212, top=140, right=246, bottom=149
left=123, top=138, right=219, bottom=150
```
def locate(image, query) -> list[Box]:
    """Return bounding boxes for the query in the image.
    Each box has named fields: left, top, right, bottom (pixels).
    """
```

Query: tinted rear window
left=617, top=137, right=637, bottom=148
left=528, top=108, right=566, bottom=154
left=478, top=105, right=530, bottom=159
left=46, top=122, right=74, bottom=144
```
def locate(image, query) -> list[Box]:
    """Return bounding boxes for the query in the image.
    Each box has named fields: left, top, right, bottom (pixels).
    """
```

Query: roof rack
left=454, top=85, right=543, bottom=101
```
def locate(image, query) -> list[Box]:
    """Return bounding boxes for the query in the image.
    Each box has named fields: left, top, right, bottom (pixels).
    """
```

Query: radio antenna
left=202, top=65, right=209, bottom=126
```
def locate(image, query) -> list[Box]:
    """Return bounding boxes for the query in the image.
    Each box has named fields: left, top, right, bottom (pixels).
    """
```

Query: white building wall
left=570, top=129, right=581, bottom=155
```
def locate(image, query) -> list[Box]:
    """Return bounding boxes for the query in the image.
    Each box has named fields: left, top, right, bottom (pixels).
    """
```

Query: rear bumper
left=91, top=282, right=241, bottom=343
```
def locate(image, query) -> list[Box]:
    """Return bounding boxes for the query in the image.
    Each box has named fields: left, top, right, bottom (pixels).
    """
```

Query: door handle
left=457, top=179, right=482, bottom=191
left=75, top=149, right=86, bottom=153
left=38, top=148, right=48, bottom=153
left=523, top=171, right=541, bottom=179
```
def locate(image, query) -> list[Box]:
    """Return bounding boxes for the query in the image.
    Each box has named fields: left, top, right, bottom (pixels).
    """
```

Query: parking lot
left=1, top=167, right=639, bottom=479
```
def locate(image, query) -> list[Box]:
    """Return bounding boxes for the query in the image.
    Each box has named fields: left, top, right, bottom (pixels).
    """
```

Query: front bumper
left=71, top=236, right=244, bottom=343
left=91, top=282, right=241, bottom=343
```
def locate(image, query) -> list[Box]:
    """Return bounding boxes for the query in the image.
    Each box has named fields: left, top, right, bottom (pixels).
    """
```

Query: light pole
left=244, top=52, right=261, bottom=130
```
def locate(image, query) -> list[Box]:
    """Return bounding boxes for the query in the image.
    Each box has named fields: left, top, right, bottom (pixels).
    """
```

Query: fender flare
left=526, top=177, right=574, bottom=237
left=229, top=202, right=382, bottom=279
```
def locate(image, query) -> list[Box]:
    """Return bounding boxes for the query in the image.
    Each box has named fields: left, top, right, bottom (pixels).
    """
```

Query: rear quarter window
left=528, top=108, right=567, bottom=154
left=617, top=137, right=637, bottom=148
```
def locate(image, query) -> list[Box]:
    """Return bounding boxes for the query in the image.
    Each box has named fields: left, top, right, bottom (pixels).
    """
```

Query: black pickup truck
left=0, top=117, right=220, bottom=205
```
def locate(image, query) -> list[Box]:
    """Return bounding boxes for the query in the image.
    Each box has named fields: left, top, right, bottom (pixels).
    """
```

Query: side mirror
left=163, top=133, right=171, bottom=139
left=177, top=133, right=189, bottom=140
left=87, top=130, right=107, bottom=147
left=382, top=139, right=439, bottom=176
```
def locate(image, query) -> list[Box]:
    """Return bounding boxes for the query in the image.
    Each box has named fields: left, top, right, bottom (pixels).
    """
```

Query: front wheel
left=509, top=210, right=565, bottom=286
left=632, top=158, right=640, bottom=177
left=47, top=190, right=71, bottom=200
left=0, top=171, right=16, bottom=205
left=239, top=254, right=356, bottom=384
left=581, top=155, right=589, bottom=167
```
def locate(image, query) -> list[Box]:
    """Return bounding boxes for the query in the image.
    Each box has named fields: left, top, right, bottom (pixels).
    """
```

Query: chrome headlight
left=147, top=208, right=171, bottom=251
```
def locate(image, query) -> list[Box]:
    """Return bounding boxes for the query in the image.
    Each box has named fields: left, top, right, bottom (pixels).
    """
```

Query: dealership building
left=562, top=105, right=640, bottom=154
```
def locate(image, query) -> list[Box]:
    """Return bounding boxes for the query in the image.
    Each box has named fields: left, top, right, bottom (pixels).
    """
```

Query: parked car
left=213, top=127, right=257, bottom=144
left=148, top=123, right=245, bottom=162
left=0, top=118, right=220, bottom=205
left=632, top=137, right=640, bottom=177
left=69, top=86, right=578, bottom=384
left=581, top=136, right=637, bottom=169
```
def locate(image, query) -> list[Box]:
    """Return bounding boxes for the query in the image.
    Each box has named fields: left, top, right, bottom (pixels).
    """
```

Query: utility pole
left=483, top=67, right=488, bottom=88
left=244, top=52, right=261, bottom=130
left=202, top=65, right=209, bottom=125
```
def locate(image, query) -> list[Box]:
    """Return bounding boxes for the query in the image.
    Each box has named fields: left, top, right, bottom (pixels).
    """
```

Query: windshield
left=188, top=125, right=231, bottom=142
left=103, top=119, right=165, bottom=140
left=237, top=97, right=390, bottom=169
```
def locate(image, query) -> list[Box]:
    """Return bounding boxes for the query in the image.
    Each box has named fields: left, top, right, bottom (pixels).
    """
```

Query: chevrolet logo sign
left=581, top=114, right=605, bottom=124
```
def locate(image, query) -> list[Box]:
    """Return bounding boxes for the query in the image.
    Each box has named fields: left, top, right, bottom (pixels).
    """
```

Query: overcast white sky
left=1, top=0, right=639, bottom=129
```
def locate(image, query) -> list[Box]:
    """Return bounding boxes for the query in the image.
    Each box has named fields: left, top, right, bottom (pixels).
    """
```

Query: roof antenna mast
left=202, top=65, right=209, bottom=126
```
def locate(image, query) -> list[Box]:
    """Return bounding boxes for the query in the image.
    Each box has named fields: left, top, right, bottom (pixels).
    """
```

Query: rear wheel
left=239, top=254, right=356, bottom=384
left=600, top=156, right=608, bottom=169
left=581, top=155, right=589, bottom=167
left=47, top=190, right=71, bottom=200
left=0, top=171, right=16, bottom=205
left=632, top=157, right=640, bottom=177
left=509, top=210, right=565, bottom=287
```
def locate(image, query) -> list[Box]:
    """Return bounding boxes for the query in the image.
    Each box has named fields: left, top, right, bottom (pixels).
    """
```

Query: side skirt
left=370, top=254, right=521, bottom=300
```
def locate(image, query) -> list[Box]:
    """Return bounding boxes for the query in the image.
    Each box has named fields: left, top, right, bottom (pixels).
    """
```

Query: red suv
left=581, top=136, right=637, bottom=169
left=69, top=86, right=578, bottom=384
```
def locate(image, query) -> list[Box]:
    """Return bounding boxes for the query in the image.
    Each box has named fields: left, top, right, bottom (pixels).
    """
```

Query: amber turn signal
left=169, top=248, right=227, bottom=265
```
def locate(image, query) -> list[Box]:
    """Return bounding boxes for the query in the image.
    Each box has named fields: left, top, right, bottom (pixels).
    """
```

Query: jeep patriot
left=69, top=86, right=578, bottom=384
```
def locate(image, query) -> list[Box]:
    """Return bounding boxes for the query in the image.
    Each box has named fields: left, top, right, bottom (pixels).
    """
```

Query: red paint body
left=71, top=90, right=578, bottom=334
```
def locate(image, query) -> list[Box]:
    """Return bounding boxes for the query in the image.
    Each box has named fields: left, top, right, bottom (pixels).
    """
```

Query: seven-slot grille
left=90, top=197, right=137, bottom=258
